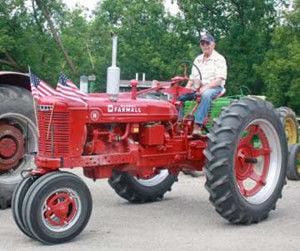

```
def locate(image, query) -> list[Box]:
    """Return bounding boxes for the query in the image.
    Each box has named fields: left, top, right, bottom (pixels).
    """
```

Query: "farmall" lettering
left=107, top=104, right=141, bottom=113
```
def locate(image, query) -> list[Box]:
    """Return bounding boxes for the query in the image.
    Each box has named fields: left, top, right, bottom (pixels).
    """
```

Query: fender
left=0, top=71, right=30, bottom=90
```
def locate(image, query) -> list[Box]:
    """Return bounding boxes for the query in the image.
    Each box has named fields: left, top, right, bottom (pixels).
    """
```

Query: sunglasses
left=200, top=41, right=211, bottom=46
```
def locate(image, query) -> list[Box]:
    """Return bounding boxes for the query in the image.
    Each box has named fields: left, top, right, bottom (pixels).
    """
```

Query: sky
left=62, top=0, right=180, bottom=15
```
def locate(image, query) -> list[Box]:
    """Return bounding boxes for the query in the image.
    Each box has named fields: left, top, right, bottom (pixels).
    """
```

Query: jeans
left=177, top=86, right=223, bottom=124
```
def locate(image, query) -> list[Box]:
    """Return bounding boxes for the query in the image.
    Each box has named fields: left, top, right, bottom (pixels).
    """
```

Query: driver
left=178, top=33, right=227, bottom=136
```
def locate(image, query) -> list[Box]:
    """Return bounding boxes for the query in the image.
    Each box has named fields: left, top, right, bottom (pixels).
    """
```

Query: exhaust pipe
left=106, top=35, right=120, bottom=101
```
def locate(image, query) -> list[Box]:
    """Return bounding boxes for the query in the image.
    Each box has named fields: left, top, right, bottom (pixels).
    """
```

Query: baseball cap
left=200, top=34, right=215, bottom=43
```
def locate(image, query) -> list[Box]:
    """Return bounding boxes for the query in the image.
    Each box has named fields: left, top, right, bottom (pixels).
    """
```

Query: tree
left=92, top=0, right=193, bottom=85
left=34, top=0, right=78, bottom=75
left=0, top=0, right=30, bottom=72
left=0, top=0, right=88, bottom=84
left=177, top=0, right=279, bottom=95
left=258, top=0, right=300, bottom=113
left=0, top=0, right=68, bottom=83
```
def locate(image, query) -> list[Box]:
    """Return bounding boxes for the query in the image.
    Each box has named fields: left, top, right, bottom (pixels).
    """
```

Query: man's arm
left=198, top=77, right=224, bottom=94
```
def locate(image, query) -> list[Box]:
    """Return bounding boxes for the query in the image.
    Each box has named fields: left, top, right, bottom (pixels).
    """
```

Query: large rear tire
left=205, top=97, right=287, bottom=224
left=108, top=169, right=177, bottom=203
left=0, top=85, right=38, bottom=209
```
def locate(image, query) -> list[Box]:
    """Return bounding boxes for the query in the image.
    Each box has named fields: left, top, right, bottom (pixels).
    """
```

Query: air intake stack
left=106, top=35, right=120, bottom=101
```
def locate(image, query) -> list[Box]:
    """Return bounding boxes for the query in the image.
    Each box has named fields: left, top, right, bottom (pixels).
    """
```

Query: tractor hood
left=37, top=95, right=177, bottom=123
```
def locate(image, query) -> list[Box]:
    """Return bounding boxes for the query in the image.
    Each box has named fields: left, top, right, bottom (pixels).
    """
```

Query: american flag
left=30, top=72, right=57, bottom=98
left=56, top=72, right=88, bottom=104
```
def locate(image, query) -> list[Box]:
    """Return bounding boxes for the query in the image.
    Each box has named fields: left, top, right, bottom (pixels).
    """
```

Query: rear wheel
left=21, top=171, right=92, bottom=244
left=286, top=144, right=300, bottom=180
left=276, top=106, right=299, bottom=145
left=108, top=169, right=177, bottom=203
left=205, top=97, right=287, bottom=224
left=0, top=85, right=37, bottom=209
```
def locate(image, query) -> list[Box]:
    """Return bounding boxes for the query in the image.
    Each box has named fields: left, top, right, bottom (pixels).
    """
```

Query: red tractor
left=12, top=67, right=288, bottom=244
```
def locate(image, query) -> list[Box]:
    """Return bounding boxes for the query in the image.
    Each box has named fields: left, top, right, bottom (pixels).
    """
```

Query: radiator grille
left=38, top=111, right=70, bottom=156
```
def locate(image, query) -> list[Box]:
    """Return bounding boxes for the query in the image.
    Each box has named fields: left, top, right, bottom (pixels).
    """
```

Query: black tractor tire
left=108, top=169, right=177, bottom=203
left=12, top=175, right=39, bottom=238
left=204, top=97, right=287, bottom=224
left=0, top=85, right=38, bottom=209
left=276, top=106, right=299, bottom=145
left=286, top=144, right=300, bottom=180
left=20, top=172, right=65, bottom=239
left=21, top=171, right=92, bottom=244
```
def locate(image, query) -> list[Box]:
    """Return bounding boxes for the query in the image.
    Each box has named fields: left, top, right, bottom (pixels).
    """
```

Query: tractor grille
left=38, top=111, right=70, bottom=156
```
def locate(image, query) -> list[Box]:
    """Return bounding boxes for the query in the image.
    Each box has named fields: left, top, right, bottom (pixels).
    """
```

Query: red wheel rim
left=0, top=138, right=17, bottom=158
left=44, top=192, right=77, bottom=227
left=235, top=125, right=271, bottom=197
left=0, top=124, right=25, bottom=172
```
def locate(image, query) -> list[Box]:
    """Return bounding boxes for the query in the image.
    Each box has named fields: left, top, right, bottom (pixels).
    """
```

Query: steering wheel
left=173, top=60, right=202, bottom=86
left=160, top=60, right=202, bottom=98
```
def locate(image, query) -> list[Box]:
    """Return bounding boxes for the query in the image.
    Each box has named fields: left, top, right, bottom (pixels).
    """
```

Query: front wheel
left=108, top=169, right=177, bottom=203
left=205, top=97, right=287, bottom=224
left=21, top=171, right=92, bottom=244
left=12, top=174, right=39, bottom=238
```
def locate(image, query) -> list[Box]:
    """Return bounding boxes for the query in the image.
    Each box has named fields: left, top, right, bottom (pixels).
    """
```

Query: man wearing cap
left=178, top=33, right=227, bottom=136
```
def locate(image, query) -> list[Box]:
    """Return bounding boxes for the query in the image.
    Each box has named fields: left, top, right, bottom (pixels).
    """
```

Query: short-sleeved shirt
left=189, top=50, right=227, bottom=90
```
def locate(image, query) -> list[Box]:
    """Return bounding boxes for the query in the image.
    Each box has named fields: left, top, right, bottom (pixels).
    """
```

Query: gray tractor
left=0, top=72, right=37, bottom=209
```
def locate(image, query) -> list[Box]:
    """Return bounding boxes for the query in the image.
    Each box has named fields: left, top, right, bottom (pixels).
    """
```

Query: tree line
left=0, top=0, right=299, bottom=113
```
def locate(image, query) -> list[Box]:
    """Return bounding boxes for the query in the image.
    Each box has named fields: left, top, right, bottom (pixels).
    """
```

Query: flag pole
left=29, top=66, right=40, bottom=137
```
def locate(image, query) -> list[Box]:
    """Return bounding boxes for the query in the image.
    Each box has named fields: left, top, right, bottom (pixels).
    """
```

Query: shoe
left=192, top=124, right=203, bottom=136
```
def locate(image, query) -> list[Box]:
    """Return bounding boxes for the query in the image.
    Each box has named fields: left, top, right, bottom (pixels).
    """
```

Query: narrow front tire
left=22, top=171, right=92, bottom=244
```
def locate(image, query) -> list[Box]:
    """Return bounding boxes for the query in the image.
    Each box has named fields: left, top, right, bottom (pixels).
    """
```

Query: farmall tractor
left=1, top=74, right=298, bottom=213
left=11, top=37, right=289, bottom=244
left=0, top=74, right=298, bottom=213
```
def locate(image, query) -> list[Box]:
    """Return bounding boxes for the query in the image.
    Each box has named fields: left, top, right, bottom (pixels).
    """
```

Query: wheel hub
left=0, top=124, right=25, bottom=171
left=236, top=147, right=254, bottom=180
left=0, top=138, right=17, bottom=158
left=44, top=192, right=76, bottom=227
left=235, top=125, right=270, bottom=197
